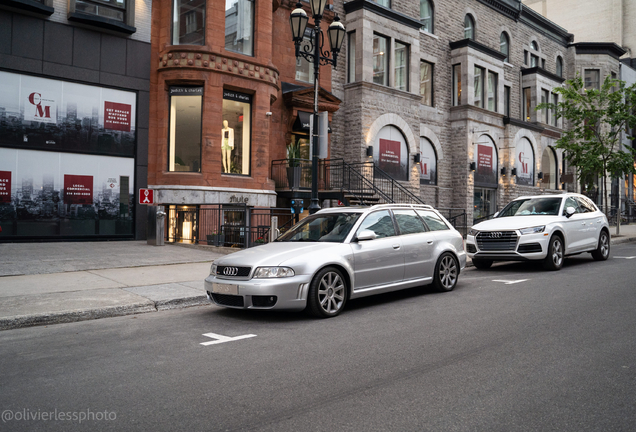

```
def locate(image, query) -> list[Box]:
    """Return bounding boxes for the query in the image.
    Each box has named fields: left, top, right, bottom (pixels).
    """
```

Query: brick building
left=148, top=0, right=340, bottom=242
left=330, top=0, right=625, bottom=224
left=0, top=0, right=152, bottom=241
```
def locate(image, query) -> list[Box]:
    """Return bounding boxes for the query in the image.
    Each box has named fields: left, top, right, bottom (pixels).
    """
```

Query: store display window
left=221, top=90, right=252, bottom=175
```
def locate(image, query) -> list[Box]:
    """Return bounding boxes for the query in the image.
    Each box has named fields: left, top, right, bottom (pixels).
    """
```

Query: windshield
left=497, top=197, right=562, bottom=217
left=277, top=213, right=361, bottom=243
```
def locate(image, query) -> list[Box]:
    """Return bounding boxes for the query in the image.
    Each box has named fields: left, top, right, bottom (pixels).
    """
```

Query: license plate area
left=212, top=283, right=239, bottom=295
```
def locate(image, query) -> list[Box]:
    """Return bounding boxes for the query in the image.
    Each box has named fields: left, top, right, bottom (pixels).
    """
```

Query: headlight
left=468, top=228, right=479, bottom=236
left=210, top=263, right=217, bottom=276
left=519, top=226, right=546, bottom=235
left=253, top=267, right=295, bottom=278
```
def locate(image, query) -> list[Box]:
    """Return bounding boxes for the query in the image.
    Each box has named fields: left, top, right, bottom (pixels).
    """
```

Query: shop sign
left=474, top=137, right=498, bottom=187
left=0, top=171, right=11, bottom=203
left=223, top=90, right=252, bottom=103
left=170, top=87, right=203, bottom=96
left=139, top=188, right=154, bottom=205
left=24, top=91, right=57, bottom=124
left=515, top=139, right=534, bottom=186
left=64, top=175, right=93, bottom=205
left=379, top=138, right=401, bottom=178
left=420, top=138, right=437, bottom=185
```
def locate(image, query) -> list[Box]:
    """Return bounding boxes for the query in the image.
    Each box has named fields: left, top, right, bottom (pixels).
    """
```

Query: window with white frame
left=556, top=56, right=563, bottom=77
left=394, top=42, right=409, bottom=91
left=225, top=0, right=254, bottom=56
left=464, top=14, right=475, bottom=40
left=584, top=69, right=600, bottom=89
left=373, top=34, right=389, bottom=86
left=487, top=71, right=497, bottom=112
left=474, top=66, right=484, bottom=108
left=500, top=32, right=509, bottom=62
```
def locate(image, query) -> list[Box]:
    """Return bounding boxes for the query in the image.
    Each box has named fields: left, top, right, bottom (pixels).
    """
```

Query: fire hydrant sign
left=139, top=188, right=154, bottom=205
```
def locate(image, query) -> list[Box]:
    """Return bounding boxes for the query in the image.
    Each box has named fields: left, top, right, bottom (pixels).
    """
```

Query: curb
left=0, top=298, right=211, bottom=331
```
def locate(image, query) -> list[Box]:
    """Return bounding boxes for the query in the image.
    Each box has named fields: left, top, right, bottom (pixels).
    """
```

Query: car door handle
left=581, top=222, right=586, bottom=225
left=427, top=240, right=433, bottom=244
left=392, top=244, right=400, bottom=249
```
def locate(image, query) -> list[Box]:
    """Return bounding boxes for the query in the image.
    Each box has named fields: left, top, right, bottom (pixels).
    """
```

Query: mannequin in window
left=221, top=120, right=234, bottom=173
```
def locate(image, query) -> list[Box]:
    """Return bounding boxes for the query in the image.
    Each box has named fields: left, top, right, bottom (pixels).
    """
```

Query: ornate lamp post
left=290, top=1, right=345, bottom=213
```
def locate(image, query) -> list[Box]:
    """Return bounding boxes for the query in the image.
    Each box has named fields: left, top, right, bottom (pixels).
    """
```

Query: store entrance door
left=473, top=188, right=497, bottom=222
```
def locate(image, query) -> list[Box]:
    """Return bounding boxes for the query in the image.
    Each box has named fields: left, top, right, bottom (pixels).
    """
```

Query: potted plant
left=287, top=139, right=302, bottom=190
left=206, top=230, right=225, bottom=247
left=253, top=236, right=266, bottom=246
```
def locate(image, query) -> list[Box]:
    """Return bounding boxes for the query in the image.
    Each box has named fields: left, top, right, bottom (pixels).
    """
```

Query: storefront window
left=419, top=137, right=437, bottom=185
left=515, top=138, right=534, bottom=186
left=541, top=146, right=558, bottom=190
left=222, top=90, right=252, bottom=175
left=375, top=125, right=409, bottom=181
left=172, top=0, right=205, bottom=45
left=373, top=34, right=389, bottom=86
left=473, top=188, right=496, bottom=221
left=168, top=87, right=202, bottom=173
left=225, top=0, right=254, bottom=56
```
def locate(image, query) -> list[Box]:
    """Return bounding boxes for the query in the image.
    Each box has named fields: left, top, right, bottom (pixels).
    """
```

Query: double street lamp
left=289, top=1, right=345, bottom=213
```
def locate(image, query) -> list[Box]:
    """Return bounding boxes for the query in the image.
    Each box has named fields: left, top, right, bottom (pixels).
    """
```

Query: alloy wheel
left=551, top=238, right=563, bottom=267
left=318, top=271, right=345, bottom=314
left=438, top=255, right=458, bottom=290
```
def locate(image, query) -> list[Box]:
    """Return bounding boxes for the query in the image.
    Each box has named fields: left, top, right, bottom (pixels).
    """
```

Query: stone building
left=330, top=0, right=625, bottom=224
left=0, top=0, right=151, bottom=241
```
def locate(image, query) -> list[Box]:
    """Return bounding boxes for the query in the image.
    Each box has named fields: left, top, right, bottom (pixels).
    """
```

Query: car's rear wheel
left=432, top=253, right=459, bottom=292
left=472, top=259, right=493, bottom=270
left=307, top=266, right=347, bottom=318
left=543, top=235, right=564, bottom=271
left=591, top=230, right=610, bottom=261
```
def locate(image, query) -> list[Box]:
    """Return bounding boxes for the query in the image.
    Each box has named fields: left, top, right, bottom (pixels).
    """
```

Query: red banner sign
left=104, top=102, right=132, bottom=132
left=64, top=175, right=93, bottom=205
left=477, top=144, right=493, bottom=174
left=0, top=171, right=11, bottom=203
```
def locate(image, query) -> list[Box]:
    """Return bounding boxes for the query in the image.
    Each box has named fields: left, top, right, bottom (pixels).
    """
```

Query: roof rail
left=370, top=203, right=435, bottom=211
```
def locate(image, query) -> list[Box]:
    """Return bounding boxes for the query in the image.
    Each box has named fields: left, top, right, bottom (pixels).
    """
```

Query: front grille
left=216, top=266, right=252, bottom=278
left=476, top=231, right=518, bottom=251
left=518, top=243, right=542, bottom=254
left=252, top=295, right=277, bottom=308
left=211, top=293, right=245, bottom=307
left=466, top=243, right=477, bottom=253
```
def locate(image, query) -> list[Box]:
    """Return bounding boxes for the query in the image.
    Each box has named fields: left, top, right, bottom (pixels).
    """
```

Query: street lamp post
left=290, top=1, right=345, bottom=214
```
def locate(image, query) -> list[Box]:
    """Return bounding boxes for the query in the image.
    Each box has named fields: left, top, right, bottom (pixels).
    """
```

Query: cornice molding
left=571, top=42, right=626, bottom=60
left=504, top=116, right=545, bottom=133
left=344, top=0, right=421, bottom=30
left=450, top=38, right=507, bottom=62
left=475, top=0, right=521, bottom=21
left=519, top=5, right=573, bottom=47
left=521, top=66, right=566, bottom=83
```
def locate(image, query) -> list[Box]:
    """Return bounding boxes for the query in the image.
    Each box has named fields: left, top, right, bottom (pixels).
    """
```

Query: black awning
left=292, top=111, right=332, bottom=133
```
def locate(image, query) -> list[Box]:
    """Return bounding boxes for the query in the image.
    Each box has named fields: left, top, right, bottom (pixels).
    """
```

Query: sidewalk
left=1, top=224, right=636, bottom=331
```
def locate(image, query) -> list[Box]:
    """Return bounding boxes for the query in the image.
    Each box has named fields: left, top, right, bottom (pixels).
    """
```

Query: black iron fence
left=437, top=208, right=468, bottom=238
left=166, top=204, right=295, bottom=248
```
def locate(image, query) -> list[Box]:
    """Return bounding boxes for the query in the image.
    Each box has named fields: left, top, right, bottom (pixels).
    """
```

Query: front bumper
left=204, top=274, right=313, bottom=311
left=466, top=232, right=550, bottom=261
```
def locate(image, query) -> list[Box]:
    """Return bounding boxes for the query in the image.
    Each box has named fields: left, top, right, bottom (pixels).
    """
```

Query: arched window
left=500, top=32, right=510, bottom=62
left=375, top=125, right=409, bottom=181
left=515, top=138, right=535, bottom=186
left=530, top=40, right=539, bottom=51
left=464, top=14, right=475, bottom=40
left=420, top=0, right=433, bottom=33
left=541, top=146, right=558, bottom=190
left=474, top=135, right=498, bottom=187
left=419, top=137, right=437, bottom=185
left=556, top=56, right=563, bottom=77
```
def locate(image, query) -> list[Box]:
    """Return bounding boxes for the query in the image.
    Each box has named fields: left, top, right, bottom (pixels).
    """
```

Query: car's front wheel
left=306, top=266, right=347, bottom=318
left=472, top=259, right=493, bottom=270
left=543, top=235, right=564, bottom=271
left=432, top=253, right=459, bottom=292
left=591, top=230, right=610, bottom=261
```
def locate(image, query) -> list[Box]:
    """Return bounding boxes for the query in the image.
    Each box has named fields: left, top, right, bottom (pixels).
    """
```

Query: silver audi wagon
left=204, top=204, right=466, bottom=318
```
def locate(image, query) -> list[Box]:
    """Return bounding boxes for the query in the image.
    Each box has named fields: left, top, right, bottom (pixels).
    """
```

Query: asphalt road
left=2, top=243, right=636, bottom=432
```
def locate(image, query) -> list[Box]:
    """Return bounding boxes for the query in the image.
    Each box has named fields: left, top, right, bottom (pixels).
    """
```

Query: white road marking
left=492, top=279, right=529, bottom=285
left=200, top=332, right=257, bottom=346
left=613, top=256, right=636, bottom=260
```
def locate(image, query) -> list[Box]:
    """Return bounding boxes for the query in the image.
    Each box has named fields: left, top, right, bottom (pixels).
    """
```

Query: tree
left=538, top=74, right=636, bottom=216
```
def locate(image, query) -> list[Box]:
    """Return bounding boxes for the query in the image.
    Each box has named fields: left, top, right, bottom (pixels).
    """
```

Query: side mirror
left=565, top=206, right=576, bottom=218
left=356, top=230, right=377, bottom=241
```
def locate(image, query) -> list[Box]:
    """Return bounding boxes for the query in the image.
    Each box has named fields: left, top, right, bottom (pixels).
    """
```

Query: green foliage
left=287, top=138, right=301, bottom=167
left=537, top=74, right=636, bottom=209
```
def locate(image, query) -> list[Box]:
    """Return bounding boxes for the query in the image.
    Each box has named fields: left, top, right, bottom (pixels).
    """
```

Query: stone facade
left=330, top=0, right=625, bottom=224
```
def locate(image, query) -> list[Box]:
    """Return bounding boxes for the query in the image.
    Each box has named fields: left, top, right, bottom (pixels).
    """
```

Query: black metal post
left=309, top=17, right=322, bottom=214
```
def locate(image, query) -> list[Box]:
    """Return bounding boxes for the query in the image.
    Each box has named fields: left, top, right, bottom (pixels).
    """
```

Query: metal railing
left=437, top=208, right=468, bottom=238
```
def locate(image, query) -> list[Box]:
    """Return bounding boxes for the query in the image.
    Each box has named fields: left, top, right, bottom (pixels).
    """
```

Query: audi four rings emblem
left=490, top=232, right=503, bottom=238
left=223, top=267, right=239, bottom=276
